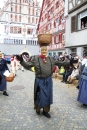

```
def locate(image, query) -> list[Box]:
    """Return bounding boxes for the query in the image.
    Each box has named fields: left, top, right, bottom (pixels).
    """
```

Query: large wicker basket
left=6, top=73, right=14, bottom=82
left=38, top=34, right=52, bottom=45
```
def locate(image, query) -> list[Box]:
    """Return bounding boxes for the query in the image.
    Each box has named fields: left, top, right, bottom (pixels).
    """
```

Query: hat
left=38, top=34, right=52, bottom=46
left=83, top=52, right=87, bottom=57
left=65, top=55, right=69, bottom=59
left=72, top=59, right=78, bottom=63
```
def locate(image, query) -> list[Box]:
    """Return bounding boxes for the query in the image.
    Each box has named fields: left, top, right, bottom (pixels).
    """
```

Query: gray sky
left=0, top=0, right=43, bottom=8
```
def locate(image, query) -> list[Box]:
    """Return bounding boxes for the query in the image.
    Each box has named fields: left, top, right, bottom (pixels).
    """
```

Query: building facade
left=65, top=0, right=87, bottom=57
left=0, top=0, right=41, bottom=55
left=37, top=0, right=66, bottom=56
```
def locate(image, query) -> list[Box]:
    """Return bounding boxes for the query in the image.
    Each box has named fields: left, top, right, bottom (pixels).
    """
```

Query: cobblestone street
left=0, top=69, right=87, bottom=130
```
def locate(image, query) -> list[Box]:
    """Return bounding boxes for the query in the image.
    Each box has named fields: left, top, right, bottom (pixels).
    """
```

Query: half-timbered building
left=65, top=0, right=87, bottom=57
left=37, top=0, right=65, bottom=56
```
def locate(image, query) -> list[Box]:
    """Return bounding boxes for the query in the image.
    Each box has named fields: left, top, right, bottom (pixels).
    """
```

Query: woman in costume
left=77, top=52, right=87, bottom=105
left=0, top=52, right=9, bottom=96
left=16, top=35, right=70, bottom=118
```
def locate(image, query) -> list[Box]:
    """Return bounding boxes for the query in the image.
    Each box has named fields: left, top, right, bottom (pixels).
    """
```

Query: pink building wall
left=37, top=0, right=66, bottom=55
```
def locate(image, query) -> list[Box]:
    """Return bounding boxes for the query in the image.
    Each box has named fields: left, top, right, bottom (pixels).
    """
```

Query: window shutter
left=71, top=15, right=76, bottom=32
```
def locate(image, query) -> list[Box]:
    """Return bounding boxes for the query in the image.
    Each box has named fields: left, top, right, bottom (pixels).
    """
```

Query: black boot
left=42, top=111, right=51, bottom=118
left=3, top=91, right=9, bottom=96
left=36, top=110, right=40, bottom=115
left=76, top=86, right=79, bottom=89
left=83, top=104, right=87, bottom=106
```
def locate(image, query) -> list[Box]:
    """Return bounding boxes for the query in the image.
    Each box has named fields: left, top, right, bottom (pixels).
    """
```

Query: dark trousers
left=62, top=73, right=70, bottom=82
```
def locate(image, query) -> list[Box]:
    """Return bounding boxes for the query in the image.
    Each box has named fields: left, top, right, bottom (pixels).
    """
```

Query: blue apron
left=0, top=58, right=8, bottom=91
left=35, top=77, right=53, bottom=108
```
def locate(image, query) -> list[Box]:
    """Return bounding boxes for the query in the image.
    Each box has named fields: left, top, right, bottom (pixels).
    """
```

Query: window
left=28, top=8, right=30, bottom=15
left=59, top=34, right=62, bottom=42
left=55, top=36, right=58, bottom=44
left=78, top=10, right=87, bottom=30
left=11, top=7, right=13, bottom=11
left=28, top=17, right=30, bottom=23
left=71, top=48, right=76, bottom=54
left=32, top=17, right=34, bottom=23
left=25, top=0, right=28, bottom=3
left=14, top=27, right=17, bottom=33
left=32, top=9, right=34, bottom=15
left=54, top=21, right=56, bottom=28
left=56, top=2, right=59, bottom=8
left=18, top=28, right=21, bottom=33
left=36, top=11, right=38, bottom=16
left=4, top=26, right=6, bottom=33
left=62, top=33, right=65, bottom=41
left=62, top=33, right=65, bottom=44
left=15, top=15, right=17, bottom=22
left=10, top=27, right=13, bottom=33
left=48, top=24, right=50, bottom=30
left=50, top=6, right=54, bottom=13
left=33, top=2, right=34, bottom=6
left=19, top=16, right=21, bottom=22
left=19, top=6, right=21, bottom=13
left=27, top=29, right=32, bottom=34
left=36, top=18, right=38, bottom=24
left=15, top=5, right=17, bottom=12
left=71, top=15, right=76, bottom=32
left=10, top=14, right=13, bottom=19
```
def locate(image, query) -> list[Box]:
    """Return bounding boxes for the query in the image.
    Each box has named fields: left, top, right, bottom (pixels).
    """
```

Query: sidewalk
left=0, top=69, right=87, bottom=130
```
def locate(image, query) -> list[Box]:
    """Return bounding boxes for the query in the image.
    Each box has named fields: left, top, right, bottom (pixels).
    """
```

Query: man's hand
left=16, top=55, right=23, bottom=63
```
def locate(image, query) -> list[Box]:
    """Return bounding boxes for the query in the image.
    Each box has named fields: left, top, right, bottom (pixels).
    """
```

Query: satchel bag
left=6, top=73, right=14, bottom=82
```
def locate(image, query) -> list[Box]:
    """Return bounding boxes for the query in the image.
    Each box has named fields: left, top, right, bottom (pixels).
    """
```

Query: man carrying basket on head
left=0, top=52, right=9, bottom=96
left=16, top=34, right=70, bottom=118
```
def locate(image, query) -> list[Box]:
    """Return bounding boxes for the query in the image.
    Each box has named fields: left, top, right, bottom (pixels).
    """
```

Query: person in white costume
left=10, top=55, right=18, bottom=76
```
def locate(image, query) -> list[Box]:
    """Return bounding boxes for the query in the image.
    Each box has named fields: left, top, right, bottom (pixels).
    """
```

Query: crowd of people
left=53, top=54, right=80, bottom=85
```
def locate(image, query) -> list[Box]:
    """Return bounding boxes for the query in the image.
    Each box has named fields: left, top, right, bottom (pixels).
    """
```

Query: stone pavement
left=0, top=69, right=87, bottom=130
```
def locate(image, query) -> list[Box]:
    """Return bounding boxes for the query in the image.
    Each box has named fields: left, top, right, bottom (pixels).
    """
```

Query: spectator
left=0, top=52, right=9, bottom=96
left=61, top=65, right=73, bottom=83
left=77, top=51, right=87, bottom=89
left=77, top=62, right=87, bottom=106
left=67, top=59, right=79, bottom=84
left=10, top=55, right=18, bottom=77
left=81, top=21, right=85, bottom=29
